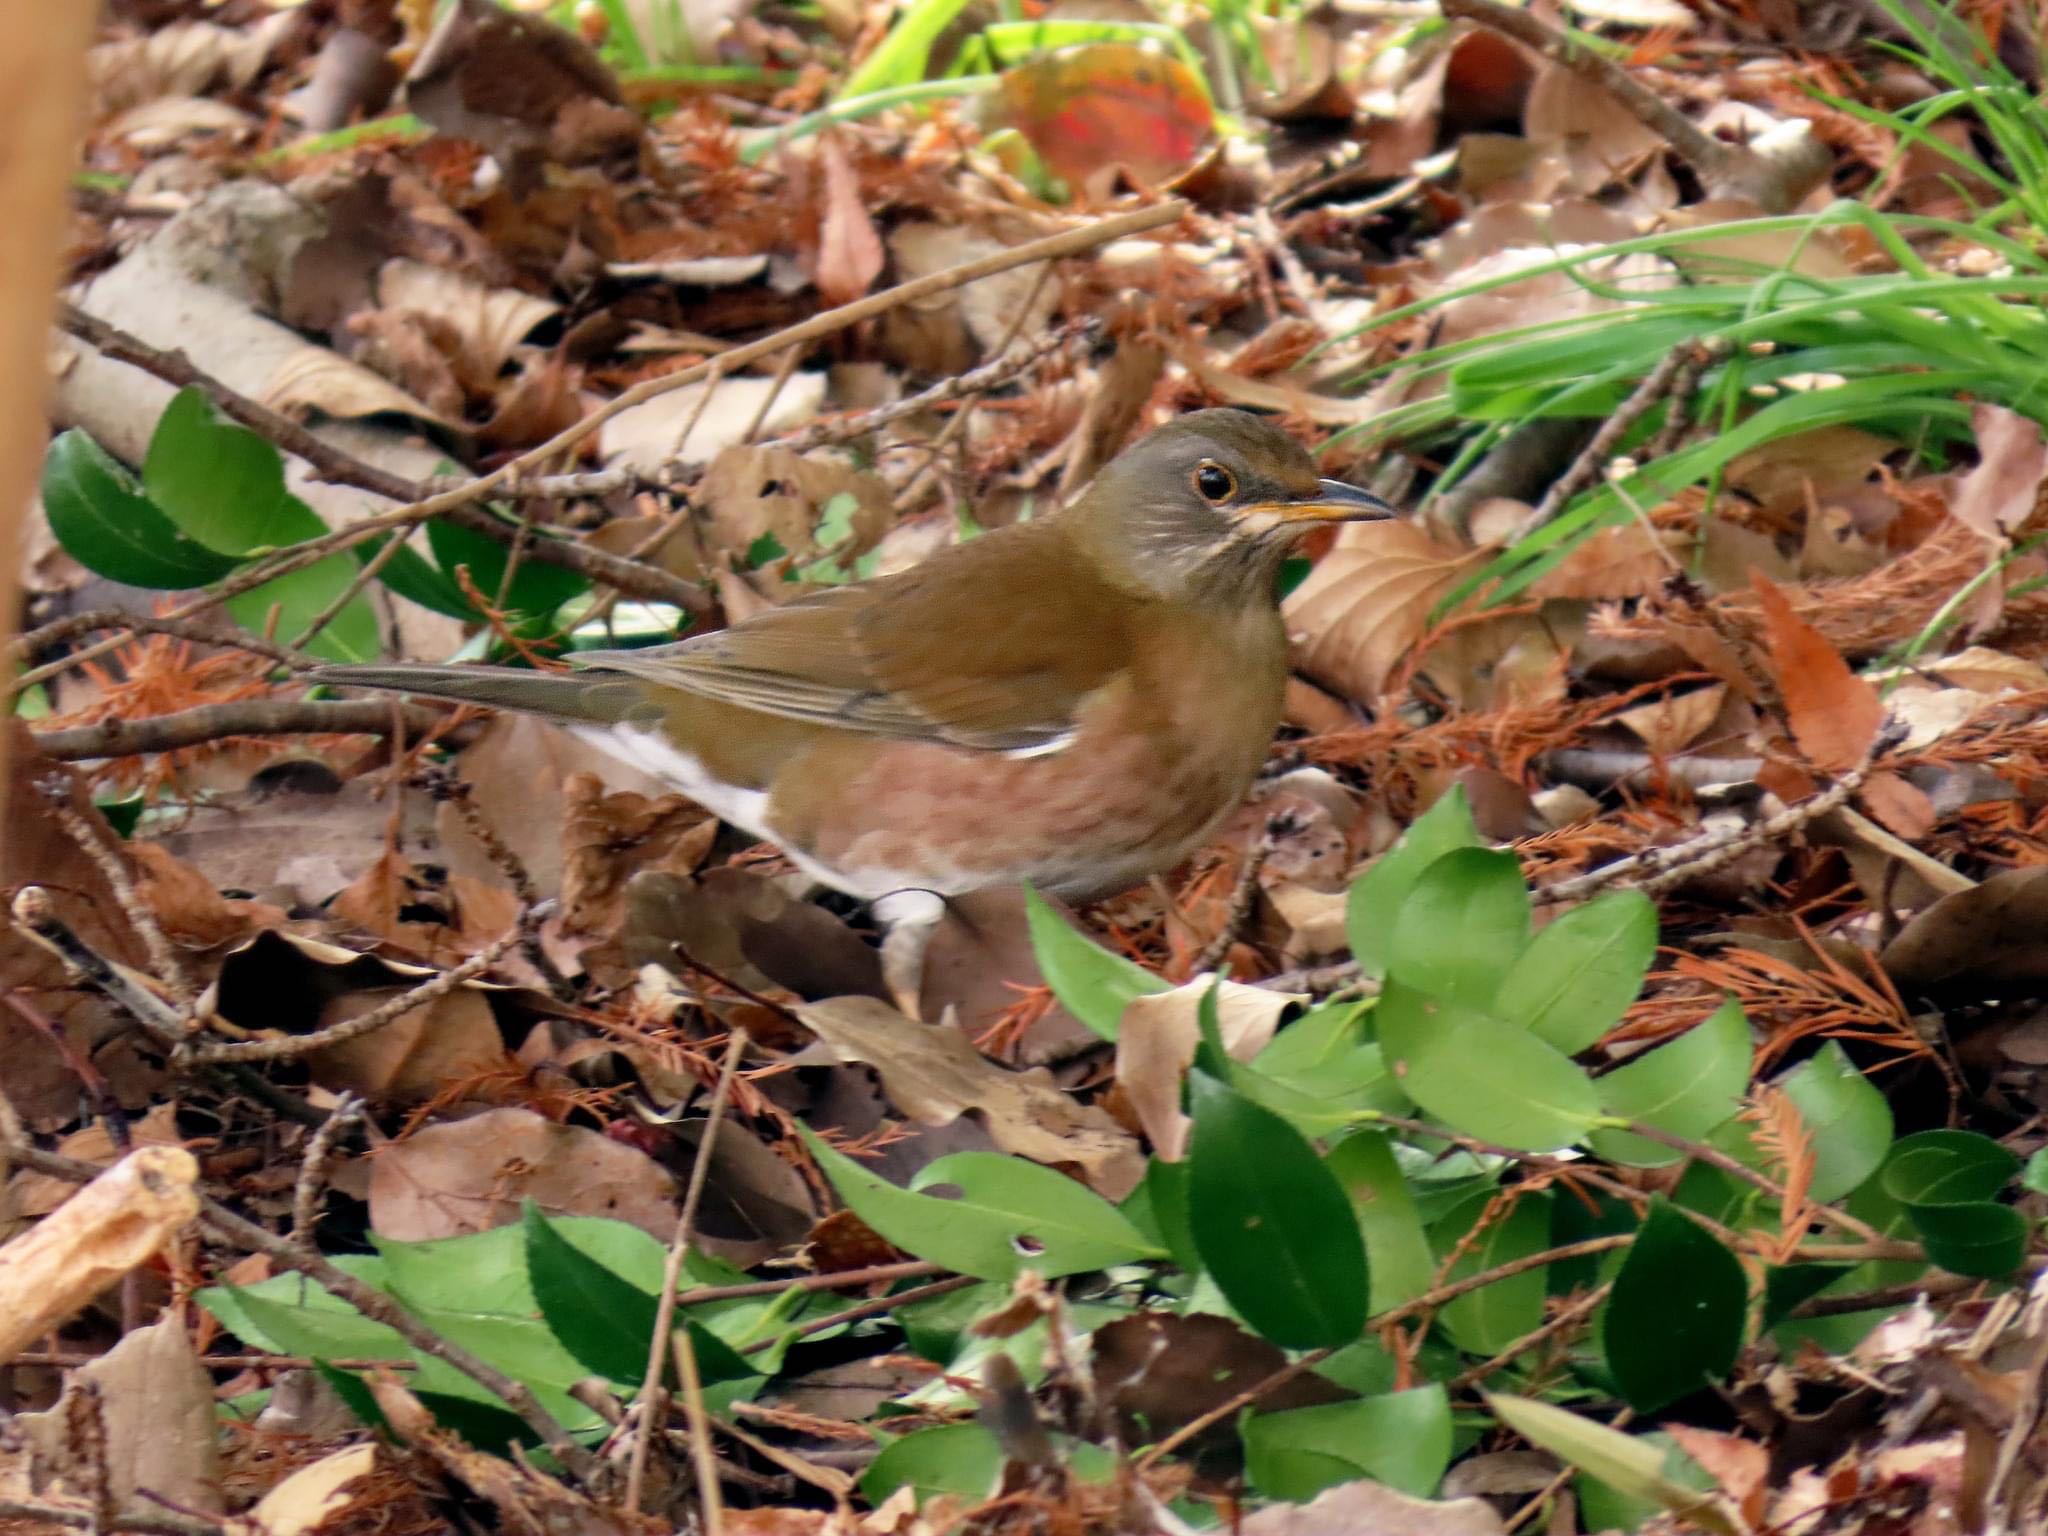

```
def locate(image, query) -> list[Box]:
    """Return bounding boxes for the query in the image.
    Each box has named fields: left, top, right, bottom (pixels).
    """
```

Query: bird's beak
left=1254, top=478, right=1398, bottom=524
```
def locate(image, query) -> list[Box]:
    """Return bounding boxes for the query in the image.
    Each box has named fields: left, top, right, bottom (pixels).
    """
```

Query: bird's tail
left=309, top=664, right=648, bottom=725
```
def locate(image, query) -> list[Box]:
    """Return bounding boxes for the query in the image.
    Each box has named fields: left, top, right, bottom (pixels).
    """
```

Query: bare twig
left=1190, top=835, right=1273, bottom=977
left=9, top=609, right=322, bottom=672
left=39, top=788, right=196, bottom=1006
left=7, top=885, right=185, bottom=1048
left=290, top=1091, right=364, bottom=1243
left=626, top=1026, right=750, bottom=1514
left=1445, top=1282, right=1612, bottom=1395
left=182, top=912, right=534, bottom=1064
left=1518, top=345, right=1695, bottom=536
left=30, top=697, right=455, bottom=762
left=773, top=321, right=1097, bottom=455
left=1436, top=0, right=1804, bottom=207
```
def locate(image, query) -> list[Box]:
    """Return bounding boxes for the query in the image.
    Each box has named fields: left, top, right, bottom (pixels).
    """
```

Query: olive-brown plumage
left=315, top=409, right=1394, bottom=900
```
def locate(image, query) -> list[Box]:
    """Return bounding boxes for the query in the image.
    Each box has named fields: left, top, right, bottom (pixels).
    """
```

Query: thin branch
left=181, top=912, right=532, bottom=1064
left=30, top=697, right=456, bottom=762
left=1436, top=0, right=1796, bottom=206
left=35, top=788, right=196, bottom=1011
left=627, top=1026, right=750, bottom=1513
left=9, top=609, right=322, bottom=672
left=290, top=1091, right=363, bottom=1243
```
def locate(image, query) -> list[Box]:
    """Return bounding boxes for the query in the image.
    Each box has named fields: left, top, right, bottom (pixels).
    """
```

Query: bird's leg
left=873, top=888, right=951, bottom=1021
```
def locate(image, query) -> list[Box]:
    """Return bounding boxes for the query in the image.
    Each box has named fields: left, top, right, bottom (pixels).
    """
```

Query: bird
left=313, top=409, right=1395, bottom=903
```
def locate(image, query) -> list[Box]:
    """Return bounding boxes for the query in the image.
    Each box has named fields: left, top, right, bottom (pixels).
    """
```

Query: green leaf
left=1436, top=1191, right=1551, bottom=1356
left=2024, top=1148, right=2048, bottom=1196
left=860, top=1424, right=1003, bottom=1506
left=523, top=1203, right=660, bottom=1383
left=1187, top=1074, right=1368, bottom=1349
left=800, top=1131, right=1160, bottom=1280
left=1386, top=848, right=1531, bottom=1009
left=1023, top=887, right=1168, bottom=1040
left=143, top=388, right=321, bottom=555
left=1347, top=787, right=1481, bottom=979
left=427, top=517, right=589, bottom=619
left=1325, top=1130, right=1434, bottom=1315
left=1243, top=1385, right=1451, bottom=1501
left=226, top=556, right=381, bottom=662
left=1779, top=1040, right=1894, bottom=1201
left=1495, top=889, right=1658, bottom=1053
left=42, top=430, right=238, bottom=588
left=1881, top=1130, right=2024, bottom=1278
left=1760, top=1263, right=1856, bottom=1330
left=357, top=533, right=479, bottom=620
left=1374, top=979, right=1602, bottom=1151
left=1590, top=998, right=1752, bottom=1166
left=1602, top=1200, right=1745, bottom=1413
left=1488, top=1401, right=1734, bottom=1536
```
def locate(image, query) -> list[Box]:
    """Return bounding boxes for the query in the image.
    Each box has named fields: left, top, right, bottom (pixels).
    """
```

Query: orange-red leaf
left=1750, top=573, right=1882, bottom=773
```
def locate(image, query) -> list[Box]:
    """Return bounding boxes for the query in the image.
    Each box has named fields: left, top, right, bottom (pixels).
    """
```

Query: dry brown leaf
left=261, top=343, right=462, bottom=430
left=1238, top=1479, right=1507, bottom=1536
left=1921, top=646, right=2048, bottom=693
left=1859, top=770, right=1937, bottom=843
left=601, top=370, right=828, bottom=471
left=377, top=257, right=560, bottom=385
left=1612, top=684, right=1728, bottom=757
left=1664, top=1426, right=1768, bottom=1529
left=1285, top=520, right=1488, bottom=703
left=1751, top=572, right=1882, bottom=773
left=1523, top=59, right=1665, bottom=195
left=558, top=772, right=718, bottom=938
left=796, top=996, right=1145, bottom=1198
left=368, top=1105, right=677, bottom=1240
left=696, top=443, right=895, bottom=570
left=8, top=1104, right=182, bottom=1218
left=243, top=1445, right=378, bottom=1536
left=130, top=841, right=284, bottom=951
left=1526, top=521, right=1685, bottom=600
left=1951, top=402, right=2047, bottom=543
left=13, top=1317, right=221, bottom=1515
left=1415, top=610, right=1574, bottom=713
left=1114, top=981, right=1300, bottom=1161
left=304, top=985, right=505, bottom=1104
left=815, top=135, right=884, bottom=307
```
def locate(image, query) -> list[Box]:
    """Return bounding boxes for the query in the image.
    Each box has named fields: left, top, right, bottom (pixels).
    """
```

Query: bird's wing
left=577, top=522, right=1142, bottom=753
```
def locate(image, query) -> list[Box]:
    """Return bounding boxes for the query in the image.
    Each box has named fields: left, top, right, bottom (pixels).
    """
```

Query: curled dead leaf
left=1284, top=520, right=1487, bottom=703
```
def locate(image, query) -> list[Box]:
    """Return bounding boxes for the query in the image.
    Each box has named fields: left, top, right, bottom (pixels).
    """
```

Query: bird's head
left=1072, top=408, right=1396, bottom=604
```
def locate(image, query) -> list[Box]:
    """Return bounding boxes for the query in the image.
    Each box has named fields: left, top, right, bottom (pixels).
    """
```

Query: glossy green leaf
left=1602, top=1200, right=1745, bottom=1413
left=1386, top=848, right=1531, bottom=1009
left=357, top=533, right=478, bottom=620
left=523, top=1203, right=661, bottom=1383
left=42, top=430, right=238, bottom=588
left=1779, top=1041, right=1894, bottom=1201
left=428, top=517, right=590, bottom=619
left=1495, top=889, right=1657, bottom=1053
left=144, top=388, right=321, bottom=555
left=1437, top=1191, right=1551, bottom=1356
left=1243, top=1385, right=1451, bottom=1501
left=1590, top=998, right=1752, bottom=1166
left=1760, top=1263, right=1856, bottom=1330
left=1023, top=887, right=1168, bottom=1040
left=1347, top=786, right=1481, bottom=979
left=1882, top=1131, right=2024, bottom=1278
left=860, top=1424, right=1003, bottom=1506
left=226, top=555, right=381, bottom=662
left=1187, top=1073, right=1368, bottom=1349
left=1375, top=979, right=1601, bottom=1151
left=801, top=1130, right=1160, bottom=1280
left=1326, top=1130, right=1433, bottom=1315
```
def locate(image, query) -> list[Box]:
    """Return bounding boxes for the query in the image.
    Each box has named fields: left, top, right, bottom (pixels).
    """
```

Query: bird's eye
left=1194, top=462, right=1236, bottom=503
